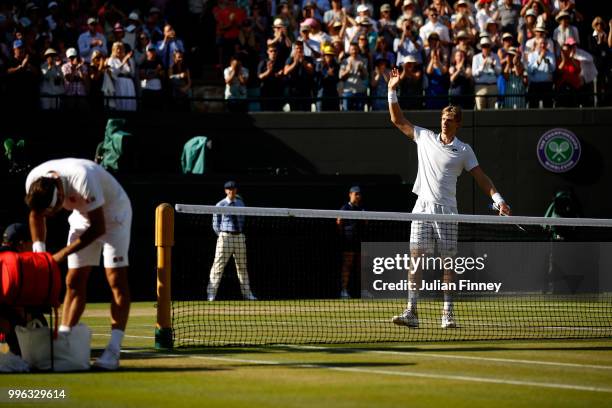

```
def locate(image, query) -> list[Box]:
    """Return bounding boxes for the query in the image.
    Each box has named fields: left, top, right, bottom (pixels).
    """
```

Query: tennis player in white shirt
left=387, top=68, right=511, bottom=328
left=25, top=158, right=131, bottom=369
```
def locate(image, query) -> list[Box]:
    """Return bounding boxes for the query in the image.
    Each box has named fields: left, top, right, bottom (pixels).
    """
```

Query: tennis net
left=167, top=204, right=612, bottom=347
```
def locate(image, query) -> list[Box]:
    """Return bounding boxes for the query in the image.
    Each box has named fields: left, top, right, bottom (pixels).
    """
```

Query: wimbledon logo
left=537, top=128, right=581, bottom=173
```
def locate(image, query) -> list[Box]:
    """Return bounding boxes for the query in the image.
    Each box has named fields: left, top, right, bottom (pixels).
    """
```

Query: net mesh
left=170, top=204, right=612, bottom=347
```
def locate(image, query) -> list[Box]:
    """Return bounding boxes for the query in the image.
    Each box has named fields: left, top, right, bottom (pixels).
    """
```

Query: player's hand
left=498, top=202, right=511, bottom=216
left=388, top=67, right=401, bottom=90
left=52, top=248, right=68, bottom=264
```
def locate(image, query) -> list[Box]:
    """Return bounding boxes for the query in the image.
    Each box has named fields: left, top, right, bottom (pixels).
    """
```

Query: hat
left=502, top=32, right=513, bottom=40
left=13, top=39, right=23, bottom=49
left=303, top=17, right=316, bottom=27
left=323, top=45, right=336, bottom=55
left=534, top=23, right=547, bottom=32
left=303, top=1, right=315, bottom=8
left=48, top=1, right=58, bottom=8
left=146, top=43, right=157, bottom=51
left=87, top=17, right=97, bottom=25
left=128, top=11, right=141, bottom=21
left=403, top=54, right=417, bottom=63
left=456, top=30, right=469, bottom=39
left=66, top=47, right=78, bottom=58
left=380, top=4, right=391, bottom=11
left=403, top=0, right=414, bottom=6
left=479, top=36, right=492, bottom=46
left=44, top=47, right=57, bottom=56
left=564, top=37, right=577, bottom=46
left=273, top=18, right=286, bottom=28
left=113, top=22, right=124, bottom=32
left=356, top=4, right=369, bottom=13
left=349, top=186, right=361, bottom=193
left=456, top=0, right=468, bottom=6
left=555, top=10, right=570, bottom=21
left=2, top=223, right=30, bottom=245
left=300, top=22, right=311, bottom=31
left=507, top=46, right=518, bottom=55
left=224, top=181, right=237, bottom=189
left=525, top=8, right=537, bottom=17
left=149, top=7, right=161, bottom=14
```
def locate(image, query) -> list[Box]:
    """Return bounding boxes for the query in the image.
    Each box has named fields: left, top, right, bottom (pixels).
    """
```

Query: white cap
left=66, top=47, right=78, bottom=58
left=402, top=55, right=417, bottom=63
left=356, top=4, right=369, bottom=13
left=479, top=37, right=492, bottom=46
left=273, top=18, right=286, bottom=27
left=48, top=1, right=58, bottom=8
left=128, top=11, right=141, bottom=21
left=403, top=0, right=414, bottom=6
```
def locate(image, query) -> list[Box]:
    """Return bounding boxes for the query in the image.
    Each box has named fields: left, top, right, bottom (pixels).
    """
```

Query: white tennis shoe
left=441, top=311, right=457, bottom=329
left=392, top=309, right=419, bottom=328
left=93, top=346, right=120, bottom=370
left=244, top=293, right=257, bottom=301
left=340, top=289, right=351, bottom=299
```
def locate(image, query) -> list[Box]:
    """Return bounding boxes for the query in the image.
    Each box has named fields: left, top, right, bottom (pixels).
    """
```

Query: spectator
left=520, top=0, right=551, bottom=28
left=316, top=45, right=341, bottom=111
left=476, top=0, right=496, bottom=33
left=224, top=54, right=249, bottom=112
left=552, top=10, right=579, bottom=53
left=169, top=50, right=192, bottom=112
left=554, top=0, right=582, bottom=23
left=526, top=39, right=555, bottom=107
left=6, top=39, right=39, bottom=111
left=424, top=35, right=450, bottom=109
left=378, top=4, right=398, bottom=48
left=284, top=41, right=316, bottom=111
left=518, top=8, right=538, bottom=47
left=277, top=2, right=299, bottom=36
left=88, top=50, right=107, bottom=110
left=556, top=42, right=581, bottom=107
left=106, top=42, right=137, bottom=111
left=78, top=17, right=107, bottom=63
left=309, top=18, right=332, bottom=47
left=419, top=6, right=451, bottom=46
left=371, top=55, right=391, bottom=111
left=498, top=32, right=515, bottom=62
left=451, top=30, right=475, bottom=65
left=299, top=20, right=321, bottom=58
left=134, top=32, right=150, bottom=68
left=336, top=186, right=365, bottom=299
left=525, top=23, right=555, bottom=54
left=398, top=55, right=423, bottom=109
left=395, top=18, right=423, bottom=66
left=157, top=24, right=185, bottom=69
left=61, top=47, right=88, bottom=110
left=111, top=23, right=131, bottom=53
left=484, top=18, right=503, bottom=51
left=566, top=38, right=597, bottom=107
left=250, top=4, right=269, bottom=53
left=339, top=42, right=368, bottom=111
left=424, top=32, right=449, bottom=67
left=498, top=0, right=522, bottom=36
left=139, top=44, right=165, bottom=111
left=258, top=44, right=286, bottom=111
left=373, top=36, right=395, bottom=68
left=331, top=35, right=346, bottom=60
left=357, top=33, right=372, bottom=72
left=502, top=47, right=528, bottom=108
left=451, top=0, right=476, bottom=30
left=143, top=7, right=164, bottom=44
left=124, top=12, right=142, bottom=51
left=449, top=49, right=473, bottom=109
left=39, top=48, right=64, bottom=110
left=268, top=18, right=293, bottom=67
left=589, top=17, right=612, bottom=105
left=430, top=0, right=453, bottom=23
left=324, top=0, right=345, bottom=29
left=396, top=0, right=424, bottom=31
left=214, top=0, right=247, bottom=68
left=472, top=36, right=501, bottom=109
left=452, top=11, right=478, bottom=41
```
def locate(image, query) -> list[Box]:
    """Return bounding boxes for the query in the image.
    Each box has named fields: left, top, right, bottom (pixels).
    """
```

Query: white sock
left=108, top=329, right=125, bottom=351
left=408, top=290, right=418, bottom=311
left=59, top=325, right=71, bottom=333
left=444, top=293, right=453, bottom=312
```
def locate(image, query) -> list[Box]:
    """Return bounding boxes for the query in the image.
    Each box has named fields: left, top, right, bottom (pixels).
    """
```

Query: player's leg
left=435, top=219, right=458, bottom=329
left=340, top=251, right=355, bottom=299
left=104, top=266, right=130, bottom=332
left=61, top=266, right=92, bottom=327
left=207, top=233, right=232, bottom=300
left=232, top=234, right=256, bottom=300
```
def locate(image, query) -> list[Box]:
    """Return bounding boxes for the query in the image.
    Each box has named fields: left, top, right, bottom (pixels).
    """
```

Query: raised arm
left=469, top=165, right=511, bottom=215
left=387, top=67, right=415, bottom=140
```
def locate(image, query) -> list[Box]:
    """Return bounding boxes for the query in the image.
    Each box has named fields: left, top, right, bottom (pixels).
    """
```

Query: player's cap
left=113, top=22, right=124, bottom=32
left=224, top=181, right=238, bottom=189
left=44, top=47, right=57, bottom=56
left=564, top=37, right=577, bottom=46
left=380, top=4, right=391, bottom=12
left=502, top=32, right=513, bottom=40
left=13, top=39, right=24, bottom=48
left=479, top=36, right=492, bottom=46
left=66, top=47, right=78, bottom=58
left=87, top=17, right=97, bottom=25
left=525, top=8, right=537, bottom=17
left=403, top=0, right=414, bottom=7
left=556, top=10, right=571, bottom=21
left=349, top=186, right=361, bottom=193
left=356, top=4, right=369, bottom=13
left=3, top=223, right=30, bottom=245
left=273, top=18, right=286, bottom=28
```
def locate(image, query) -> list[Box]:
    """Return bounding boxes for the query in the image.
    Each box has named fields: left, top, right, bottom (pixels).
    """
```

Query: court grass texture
left=2, top=303, right=612, bottom=408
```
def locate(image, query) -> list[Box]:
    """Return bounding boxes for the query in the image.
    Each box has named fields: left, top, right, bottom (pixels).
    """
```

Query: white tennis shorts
left=409, top=198, right=458, bottom=256
left=66, top=202, right=132, bottom=269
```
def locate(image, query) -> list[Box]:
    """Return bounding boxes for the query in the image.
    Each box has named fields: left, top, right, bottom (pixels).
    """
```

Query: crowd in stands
left=0, top=1, right=192, bottom=112
left=0, top=1, right=610, bottom=112
left=220, top=0, right=612, bottom=111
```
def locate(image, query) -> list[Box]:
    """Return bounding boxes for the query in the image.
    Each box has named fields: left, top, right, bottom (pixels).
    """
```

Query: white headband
left=43, top=173, right=59, bottom=210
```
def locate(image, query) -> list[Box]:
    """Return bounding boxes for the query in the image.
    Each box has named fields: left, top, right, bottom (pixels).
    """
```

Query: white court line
left=122, top=350, right=612, bottom=394
left=282, top=344, right=612, bottom=371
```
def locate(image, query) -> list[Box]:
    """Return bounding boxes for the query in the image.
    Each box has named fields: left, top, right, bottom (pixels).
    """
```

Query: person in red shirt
left=213, top=0, right=247, bottom=68
left=556, top=42, right=581, bottom=107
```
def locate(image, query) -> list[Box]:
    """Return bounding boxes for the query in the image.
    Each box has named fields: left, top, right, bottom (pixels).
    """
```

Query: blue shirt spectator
left=527, top=44, right=556, bottom=83
left=212, top=196, right=246, bottom=235
left=157, top=24, right=185, bottom=69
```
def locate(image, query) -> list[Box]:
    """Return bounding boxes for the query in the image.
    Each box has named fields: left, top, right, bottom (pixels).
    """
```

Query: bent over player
left=25, top=158, right=131, bottom=370
left=387, top=68, right=511, bottom=328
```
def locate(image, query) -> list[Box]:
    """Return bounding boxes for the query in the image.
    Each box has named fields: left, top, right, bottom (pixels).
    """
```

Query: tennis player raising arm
left=387, top=67, right=510, bottom=329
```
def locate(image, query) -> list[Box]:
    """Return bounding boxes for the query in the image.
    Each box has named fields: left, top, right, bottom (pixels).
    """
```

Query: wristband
left=492, top=192, right=505, bottom=205
left=388, top=90, right=398, bottom=104
left=32, top=241, right=46, bottom=252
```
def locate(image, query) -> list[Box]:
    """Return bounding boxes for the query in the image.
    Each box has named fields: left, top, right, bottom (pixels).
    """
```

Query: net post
left=155, top=203, right=174, bottom=349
